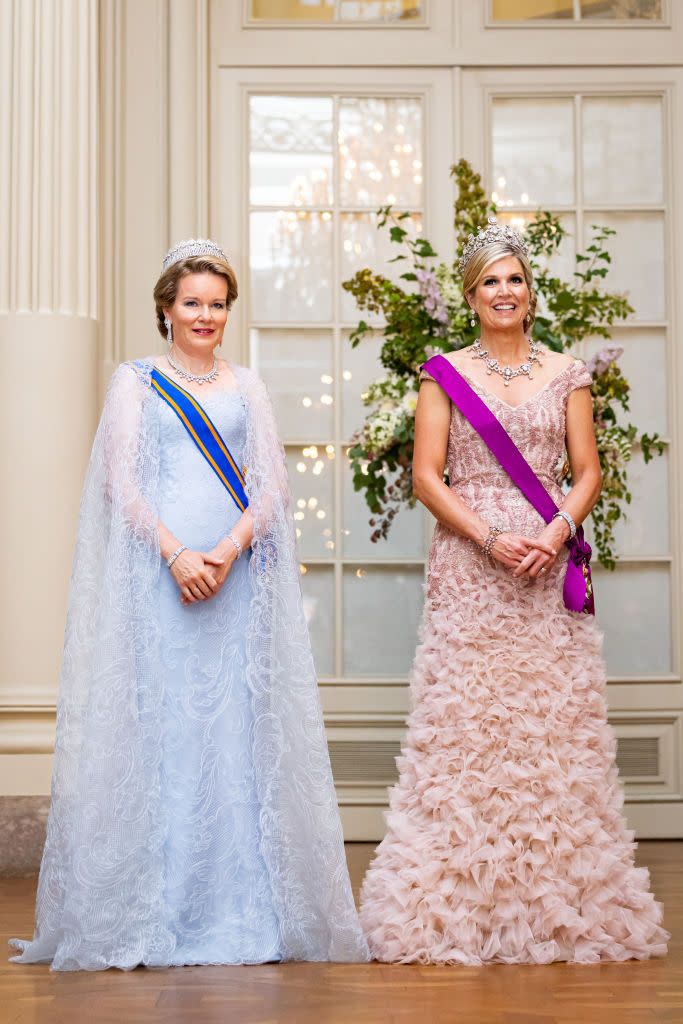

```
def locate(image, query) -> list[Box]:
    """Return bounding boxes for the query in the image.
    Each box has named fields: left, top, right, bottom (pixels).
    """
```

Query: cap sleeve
left=419, top=367, right=437, bottom=384
left=568, top=359, right=593, bottom=394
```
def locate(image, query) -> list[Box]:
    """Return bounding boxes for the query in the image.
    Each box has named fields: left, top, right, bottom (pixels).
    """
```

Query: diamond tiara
left=162, top=238, right=228, bottom=272
left=458, top=216, right=530, bottom=276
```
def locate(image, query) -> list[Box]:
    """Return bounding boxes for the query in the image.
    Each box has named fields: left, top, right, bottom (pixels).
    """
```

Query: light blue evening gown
left=11, top=360, right=369, bottom=970
left=156, top=388, right=281, bottom=965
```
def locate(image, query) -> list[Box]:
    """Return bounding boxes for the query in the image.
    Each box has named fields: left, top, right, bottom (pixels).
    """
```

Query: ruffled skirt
left=359, top=527, right=669, bottom=964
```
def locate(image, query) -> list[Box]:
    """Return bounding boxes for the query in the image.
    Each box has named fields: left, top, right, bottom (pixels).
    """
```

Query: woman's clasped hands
left=490, top=517, right=570, bottom=581
left=170, top=543, right=237, bottom=605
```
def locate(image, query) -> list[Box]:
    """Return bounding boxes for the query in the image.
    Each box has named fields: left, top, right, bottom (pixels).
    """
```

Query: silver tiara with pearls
left=162, top=238, right=227, bottom=271
left=458, top=216, right=530, bottom=275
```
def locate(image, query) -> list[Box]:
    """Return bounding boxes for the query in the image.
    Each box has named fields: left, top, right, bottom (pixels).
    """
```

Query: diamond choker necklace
left=167, top=347, right=219, bottom=385
left=472, top=337, right=542, bottom=386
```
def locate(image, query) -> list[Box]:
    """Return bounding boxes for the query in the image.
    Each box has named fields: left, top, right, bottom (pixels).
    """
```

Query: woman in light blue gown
left=11, top=240, right=368, bottom=971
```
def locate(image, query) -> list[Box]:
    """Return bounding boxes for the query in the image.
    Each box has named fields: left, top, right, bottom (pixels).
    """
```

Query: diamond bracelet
left=226, top=533, right=243, bottom=559
left=481, top=525, right=503, bottom=558
left=553, top=510, right=577, bottom=540
left=167, top=544, right=187, bottom=569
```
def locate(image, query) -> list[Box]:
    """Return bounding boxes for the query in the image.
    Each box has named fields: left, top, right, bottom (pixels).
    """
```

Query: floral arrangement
left=342, top=159, right=664, bottom=570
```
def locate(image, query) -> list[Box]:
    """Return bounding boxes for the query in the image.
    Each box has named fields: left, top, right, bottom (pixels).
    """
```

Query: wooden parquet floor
left=1, top=842, right=681, bottom=1024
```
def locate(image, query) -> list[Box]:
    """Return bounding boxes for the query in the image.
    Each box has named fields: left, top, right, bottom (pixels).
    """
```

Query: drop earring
left=470, top=309, right=479, bottom=328
left=164, top=317, right=173, bottom=346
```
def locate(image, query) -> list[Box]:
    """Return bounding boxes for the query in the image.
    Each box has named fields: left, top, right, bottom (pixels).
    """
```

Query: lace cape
left=11, top=359, right=369, bottom=970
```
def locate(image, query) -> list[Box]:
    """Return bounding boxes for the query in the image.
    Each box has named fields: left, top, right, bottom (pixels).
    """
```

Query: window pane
left=250, top=211, right=333, bottom=322
left=342, top=460, right=425, bottom=560
left=250, top=0, right=334, bottom=21
left=339, top=97, right=423, bottom=208
left=343, top=566, right=424, bottom=676
left=492, top=0, right=574, bottom=18
left=287, top=447, right=336, bottom=558
left=611, top=449, right=669, bottom=558
left=582, top=96, right=663, bottom=206
left=580, top=0, right=662, bottom=19
left=250, top=0, right=424, bottom=21
left=584, top=329, right=668, bottom=436
left=593, top=564, right=671, bottom=676
left=492, top=98, right=575, bottom=206
left=340, top=212, right=422, bottom=323
left=584, top=212, right=665, bottom=322
left=497, top=213, right=576, bottom=316
left=340, top=328, right=427, bottom=560
left=339, top=1, right=424, bottom=21
left=252, top=329, right=334, bottom=441
left=341, top=329, right=384, bottom=440
left=491, top=0, right=662, bottom=17
left=250, top=96, right=333, bottom=207
left=300, top=566, right=335, bottom=677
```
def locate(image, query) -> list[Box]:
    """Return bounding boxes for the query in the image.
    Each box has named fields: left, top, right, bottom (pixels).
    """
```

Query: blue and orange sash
left=150, top=366, right=249, bottom=513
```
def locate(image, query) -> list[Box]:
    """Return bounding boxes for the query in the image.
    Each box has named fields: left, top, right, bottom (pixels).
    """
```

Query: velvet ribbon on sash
left=422, top=354, right=594, bottom=615
left=151, top=366, right=249, bottom=513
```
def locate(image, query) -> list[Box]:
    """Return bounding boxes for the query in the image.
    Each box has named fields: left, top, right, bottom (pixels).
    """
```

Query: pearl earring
left=164, top=317, right=173, bottom=346
left=470, top=309, right=478, bottom=328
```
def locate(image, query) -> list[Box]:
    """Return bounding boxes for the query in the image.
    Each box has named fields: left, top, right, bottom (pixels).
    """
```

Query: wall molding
left=0, top=713, right=57, bottom=755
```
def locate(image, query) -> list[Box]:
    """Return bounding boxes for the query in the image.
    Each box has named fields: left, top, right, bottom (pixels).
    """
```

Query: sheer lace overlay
left=10, top=359, right=369, bottom=970
left=359, top=360, right=669, bottom=965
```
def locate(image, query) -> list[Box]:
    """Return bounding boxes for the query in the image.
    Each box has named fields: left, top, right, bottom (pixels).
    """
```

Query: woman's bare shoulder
left=437, top=347, right=474, bottom=369
left=540, top=347, right=576, bottom=372
left=419, top=348, right=473, bottom=390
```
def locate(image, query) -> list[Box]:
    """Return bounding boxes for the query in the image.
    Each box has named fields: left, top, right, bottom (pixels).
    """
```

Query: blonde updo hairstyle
left=153, top=255, right=239, bottom=340
left=462, top=240, right=537, bottom=335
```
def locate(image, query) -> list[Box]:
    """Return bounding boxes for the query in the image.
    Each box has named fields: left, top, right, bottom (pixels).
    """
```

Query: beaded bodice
left=422, top=359, right=593, bottom=538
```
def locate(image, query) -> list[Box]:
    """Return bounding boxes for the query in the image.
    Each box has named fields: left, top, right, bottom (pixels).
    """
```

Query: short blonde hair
left=462, top=241, right=537, bottom=334
left=153, top=255, right=239, bottom=339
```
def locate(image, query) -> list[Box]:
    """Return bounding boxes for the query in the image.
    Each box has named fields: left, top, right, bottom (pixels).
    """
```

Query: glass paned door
left=248, top=92, right=427, bottom=680
left=490, top=89, right=670, bottom=679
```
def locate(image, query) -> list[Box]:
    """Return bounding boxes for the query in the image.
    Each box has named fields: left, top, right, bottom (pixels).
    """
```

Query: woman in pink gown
left=359, top=222, right=669, bottom=965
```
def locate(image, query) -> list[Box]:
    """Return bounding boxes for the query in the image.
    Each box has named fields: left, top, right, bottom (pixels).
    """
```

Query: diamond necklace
left=166, top=346, right=219, bottom=385
left=471, top=337, right=542, bottom=386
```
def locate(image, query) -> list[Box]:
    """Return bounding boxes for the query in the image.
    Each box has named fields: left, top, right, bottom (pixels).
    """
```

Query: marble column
left=0, top=0, right=99, bottom=800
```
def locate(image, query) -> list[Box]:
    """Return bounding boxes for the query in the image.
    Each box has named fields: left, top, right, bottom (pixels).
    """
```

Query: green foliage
left=341, top=159, right=665, bottom=568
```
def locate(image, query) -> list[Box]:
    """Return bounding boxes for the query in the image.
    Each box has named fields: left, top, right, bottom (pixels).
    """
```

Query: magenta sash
left=422, top=354, right=594, bottom=615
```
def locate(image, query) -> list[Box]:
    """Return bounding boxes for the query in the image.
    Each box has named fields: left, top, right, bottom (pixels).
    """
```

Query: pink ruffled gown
left=359, top=359, right=669, bottom=965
